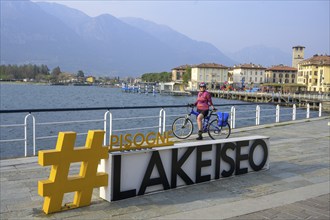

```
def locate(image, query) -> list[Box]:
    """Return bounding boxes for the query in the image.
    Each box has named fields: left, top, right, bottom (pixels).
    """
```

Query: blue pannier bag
left=217, top=112, right=229, bottom=126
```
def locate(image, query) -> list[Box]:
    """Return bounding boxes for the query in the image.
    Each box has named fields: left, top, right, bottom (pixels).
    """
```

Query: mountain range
left=1, top=0, right=291, bottom=76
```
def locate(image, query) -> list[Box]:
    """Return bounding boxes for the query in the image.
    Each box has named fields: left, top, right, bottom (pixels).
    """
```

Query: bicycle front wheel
left=208, top=119, right=231, bottom=139
left=172, top=117, right=193, bottom=139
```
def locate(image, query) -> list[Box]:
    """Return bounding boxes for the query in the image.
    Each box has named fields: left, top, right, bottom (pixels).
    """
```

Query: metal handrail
left=0, top=103, right=271, bottom=114
left=0, top=103, right=325, bottom=158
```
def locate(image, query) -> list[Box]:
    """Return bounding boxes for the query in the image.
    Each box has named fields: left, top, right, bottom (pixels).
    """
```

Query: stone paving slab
left=0, top=117, right=329, bottom=219
left=227, top=194, right=330, bottom=220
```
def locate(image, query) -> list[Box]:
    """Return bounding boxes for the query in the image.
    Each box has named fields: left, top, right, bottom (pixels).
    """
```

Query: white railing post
left=163, top=109, right=166, bottom=133
left=319, top=103, right=322, bottom=117
left=159, top=109, right=166, bottom=134
left=306, top=103, right=310, bottom=119
left=230, top=106, right=236, bottom=129
left=103, top=111, right=111, bottom=146
left=292, top=104, right=296, bottom=121
left=256, top=105, right=260, bottom=125
left=276, top=105, right=280, bottom=123
left=24, top=113, right=35, bottom=157
left=32, top=116, right=36, bottom=156
left=108, top=112, right=113, bottom=145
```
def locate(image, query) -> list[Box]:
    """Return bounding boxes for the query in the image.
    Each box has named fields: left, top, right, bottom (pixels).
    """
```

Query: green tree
left=141, top=72, right=171, bottom=82
left=183, top=67, right=191, bottom=84
left=51, top=66, right=61, bottom=82
left=77, top=70, right=85, bottom=77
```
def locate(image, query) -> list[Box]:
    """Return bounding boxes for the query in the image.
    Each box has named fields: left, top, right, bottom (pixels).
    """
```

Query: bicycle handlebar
left=187, top=103, right=217, bottom=114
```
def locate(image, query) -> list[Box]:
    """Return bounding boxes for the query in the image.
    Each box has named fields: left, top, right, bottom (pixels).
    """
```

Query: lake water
left=0, top=83, right=321, bottom=159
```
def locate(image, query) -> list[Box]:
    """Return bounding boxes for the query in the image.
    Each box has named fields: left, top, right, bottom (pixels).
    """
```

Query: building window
left=176, top=72, right=181, bottom=80
left=292, top=79, right=295, bottom=83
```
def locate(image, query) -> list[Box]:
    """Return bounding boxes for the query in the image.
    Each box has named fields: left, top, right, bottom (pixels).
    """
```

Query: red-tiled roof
left=193, top=63, right=228, bottom=69
left=266, top=65, right=297, bottom=71
left=292, top=45, right=305, bottom=48
left=299, top=55, right=330, bottom=66
left=233, top=63, right=266, bottom=70
left=172, top=64, right=192, bottom=70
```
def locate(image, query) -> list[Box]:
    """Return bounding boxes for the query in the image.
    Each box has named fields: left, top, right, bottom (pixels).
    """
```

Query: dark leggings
left=197, top=109, right=209, bottom=117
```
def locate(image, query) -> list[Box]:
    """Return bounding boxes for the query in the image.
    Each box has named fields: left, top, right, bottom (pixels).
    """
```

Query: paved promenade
left=1, top=117, right=329, bottom=219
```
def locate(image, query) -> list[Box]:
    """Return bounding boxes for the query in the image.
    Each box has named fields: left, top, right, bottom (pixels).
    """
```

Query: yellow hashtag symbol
left=38, top=130, right=108, bottom=214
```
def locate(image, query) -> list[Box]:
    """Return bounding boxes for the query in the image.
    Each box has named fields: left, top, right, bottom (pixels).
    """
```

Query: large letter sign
left=98, top=135, right=269, bottom=201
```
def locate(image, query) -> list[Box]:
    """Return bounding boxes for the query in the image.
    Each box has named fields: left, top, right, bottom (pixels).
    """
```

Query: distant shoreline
left=0, top=81, right=49, bottom=85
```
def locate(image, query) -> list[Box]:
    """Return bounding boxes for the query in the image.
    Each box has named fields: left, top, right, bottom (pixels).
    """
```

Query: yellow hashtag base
left=38, top=130, right=108, bottom=214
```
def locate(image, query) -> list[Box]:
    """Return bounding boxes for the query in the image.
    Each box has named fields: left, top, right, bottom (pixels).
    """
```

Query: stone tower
left=292, top=46, right=305, bottom=68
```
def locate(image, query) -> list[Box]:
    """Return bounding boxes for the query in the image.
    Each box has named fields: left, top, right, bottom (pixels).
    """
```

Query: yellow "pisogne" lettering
left=109, top=131, right=174, bottom=152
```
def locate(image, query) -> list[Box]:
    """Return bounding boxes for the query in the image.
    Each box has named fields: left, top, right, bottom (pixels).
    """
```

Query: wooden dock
left=209, top=90, right=330, bottom=111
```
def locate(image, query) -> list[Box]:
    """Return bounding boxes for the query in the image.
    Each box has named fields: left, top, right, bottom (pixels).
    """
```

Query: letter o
left=133, top=133, right=145, bottom=148
left=249, top=139, right=268, bottom=171
left=146, top=132, right=156, bottom=146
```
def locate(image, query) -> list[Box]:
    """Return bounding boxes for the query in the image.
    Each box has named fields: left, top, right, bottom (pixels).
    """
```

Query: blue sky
left=35, top=0, right=329, bottom=58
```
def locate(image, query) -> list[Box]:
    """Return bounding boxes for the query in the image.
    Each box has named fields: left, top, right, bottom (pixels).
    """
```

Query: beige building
left=191, top=63, right=228, bottom=90
left=292, top=46, right=305, bottom=68
left=171, top=64, right=191, bottom=82
left=297, top=55, right=330, bottom=93
left=232, top=63, right=266, bottom=88
left=265, top=65, right=297, bottom=84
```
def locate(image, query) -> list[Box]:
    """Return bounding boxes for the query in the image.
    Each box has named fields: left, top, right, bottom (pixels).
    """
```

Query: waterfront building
left=190, top=63, right=228, bottom=90
left=232, top=63, right=266, bottom=89
left=227, top=67, right=234, bottom=85
left=171, top=64, right=191, bottom=82
left=292, top=46, right=305, bottom=68
left=263, top=65, right=302, bottom=93
left=297, top=55, right=330, bottom=93
left=265, top=65, right=297, bottom=84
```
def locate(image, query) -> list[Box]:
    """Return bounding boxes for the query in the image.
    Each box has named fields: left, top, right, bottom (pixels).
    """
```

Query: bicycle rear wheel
left=172, top=117, right=193, bottom=139
left=208, top=119, right=231, bottom=139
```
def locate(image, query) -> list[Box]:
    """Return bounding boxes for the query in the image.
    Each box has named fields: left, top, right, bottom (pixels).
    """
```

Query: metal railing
left=0, top=102, right=325, bottom=159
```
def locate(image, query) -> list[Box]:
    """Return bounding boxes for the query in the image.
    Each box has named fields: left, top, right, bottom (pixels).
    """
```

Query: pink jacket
left=195, top=91, right=213, bottom=111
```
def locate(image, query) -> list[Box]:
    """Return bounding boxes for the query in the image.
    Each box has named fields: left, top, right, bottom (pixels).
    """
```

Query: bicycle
left=172, top=104, right=231, bottom=140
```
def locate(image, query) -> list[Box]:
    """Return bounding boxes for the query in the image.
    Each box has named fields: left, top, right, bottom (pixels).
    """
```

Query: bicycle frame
left=187, top=107, right=216, bottom=132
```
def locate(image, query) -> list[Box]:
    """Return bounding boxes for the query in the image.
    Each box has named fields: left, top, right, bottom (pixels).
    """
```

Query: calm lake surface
left=0, top=83, right=321, bottom=159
